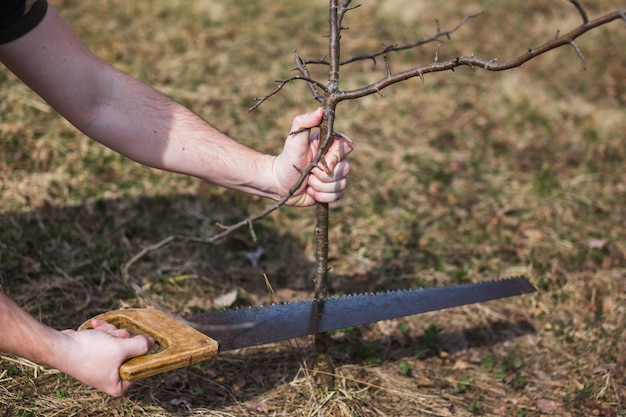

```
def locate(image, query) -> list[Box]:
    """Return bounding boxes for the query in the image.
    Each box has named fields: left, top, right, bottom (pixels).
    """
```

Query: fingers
left=309, top=168, right=349, bottom=191
left=306, top=184, right=345, bottom=203
left=58, top=319, right=156, bottom=397
left=305, top=132, right=353, bottom=203
left=92, top=319, right=154, bottom=354
left=319, top=132, right=353, bottom=174
left=306, top=168, right=349, bottom=203
left=279, top=108, right=353, bottom=206
left=122, top=333, right=154, bottom=360
left=104, top=333, right=154, bottom=396
left=91, top=319, right=132, bottom=338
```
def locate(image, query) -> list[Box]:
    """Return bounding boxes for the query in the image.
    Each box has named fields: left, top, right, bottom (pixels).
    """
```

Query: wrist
left=208, top=152, right=282, bottom=200
left=34, top=327, right=71, bottom=371
left=0, top=293, right=69, bottom=371
left=263, top=154, right=284, bottom=201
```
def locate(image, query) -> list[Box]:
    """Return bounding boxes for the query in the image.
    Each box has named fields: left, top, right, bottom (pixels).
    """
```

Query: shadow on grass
left=1, top=192, right=535, bottom=412
left=0, top=192, right=318, bottom=327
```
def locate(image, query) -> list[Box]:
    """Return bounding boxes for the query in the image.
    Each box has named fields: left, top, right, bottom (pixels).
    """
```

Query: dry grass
left=1, top=0, right=625, bottom=416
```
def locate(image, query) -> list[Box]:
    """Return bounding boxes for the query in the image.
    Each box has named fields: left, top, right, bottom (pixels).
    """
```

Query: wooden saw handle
left=78, top=309, right=219, bottom=381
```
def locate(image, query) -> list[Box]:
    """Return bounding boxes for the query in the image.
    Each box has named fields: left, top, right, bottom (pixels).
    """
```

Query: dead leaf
left=213, top=290, right=238, bottom=308
left=452, top=358, right=470, bottom=370
left=250, top=401, right=269, bottom=414
left=416, top=378, right=433, bottom=387
left=185, top=295, right=212, bottom=310
left=535, top=398, right=559, bottom=414
left=274, top=288, right=309, bottom=302
left=589, top=239, right=607, bottom=249
left=232, top=375, right=247, bottom=392
left=377, top=320, right=395, bottom=336
left=523, top=228, right=544, bottom=241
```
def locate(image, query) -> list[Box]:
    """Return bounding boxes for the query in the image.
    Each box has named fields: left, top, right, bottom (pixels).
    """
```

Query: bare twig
left=569, top=0, right=589, bottom=24
left=337, top=0, right=359, bottom=26
left=305, top=12, right=482, bottom=66
left=295, top=51, right=325, bottom=103
left=569, top=40, right=587, bottom=69
left=249, top=75, right=325, bottom=112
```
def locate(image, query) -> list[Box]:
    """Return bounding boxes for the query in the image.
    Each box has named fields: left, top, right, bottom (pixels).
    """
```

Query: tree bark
left=311, top=0, right=344, bottom=389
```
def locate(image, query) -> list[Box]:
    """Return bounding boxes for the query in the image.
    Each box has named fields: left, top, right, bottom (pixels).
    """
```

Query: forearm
left=0, top=5, right=351, bottom=207
left=0, top=292, right=65, bottom=369
left=82, top=70, right=279, bottom=198
left=0, top=292, right=153, bottom=396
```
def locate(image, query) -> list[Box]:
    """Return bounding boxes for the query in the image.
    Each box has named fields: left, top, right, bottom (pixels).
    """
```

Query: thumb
left=122, top=335, right=154, bottom=360
left=285, top=107, right=323, bottom=160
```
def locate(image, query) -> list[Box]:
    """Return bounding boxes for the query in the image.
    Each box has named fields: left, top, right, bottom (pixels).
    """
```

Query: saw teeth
left=207, top=275, right=531, bottom=314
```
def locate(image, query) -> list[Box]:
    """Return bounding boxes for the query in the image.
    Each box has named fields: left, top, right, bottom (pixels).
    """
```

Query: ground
left=1, top=0, right=625, bottom=416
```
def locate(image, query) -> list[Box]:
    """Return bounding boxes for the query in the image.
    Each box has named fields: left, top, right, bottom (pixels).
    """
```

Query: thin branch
left=337, top=7, right=626, bottom=102
left=305, top=12, right=482, bottom=66
left=295, top=51, right=325, bottom=102
left=249, top=10, right=480, bottom=110
left=569, top=40, right=587, bottom=69
left=249, top=75, right=326, bottom=112
left=337, top=0, right=359, bottom=26
left=383, top=55, right=391, bottom=78
left=569, top=0, right=589, bottom=24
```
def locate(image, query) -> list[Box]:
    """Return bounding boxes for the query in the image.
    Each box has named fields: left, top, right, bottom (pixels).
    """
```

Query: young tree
left=124, top=0, right=625, bottom=385
left=251, top=0, right=624, bottom=382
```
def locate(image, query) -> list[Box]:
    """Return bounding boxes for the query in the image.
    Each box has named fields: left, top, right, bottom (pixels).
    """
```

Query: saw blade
left=187, top=276, right=535, bottom=352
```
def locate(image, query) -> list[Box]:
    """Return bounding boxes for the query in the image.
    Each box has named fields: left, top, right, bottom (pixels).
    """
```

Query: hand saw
left=79, top=276, right=535, bottom=381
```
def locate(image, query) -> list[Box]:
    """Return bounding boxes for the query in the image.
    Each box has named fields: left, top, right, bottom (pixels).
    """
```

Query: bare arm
left=0, top=5, right=352, bottom=204
left=0, top=3, right=353, bottom=397
left=0, top=292, right=153, bottom=396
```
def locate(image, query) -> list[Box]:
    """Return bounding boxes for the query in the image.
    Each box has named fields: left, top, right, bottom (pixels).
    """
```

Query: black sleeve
left=0, top=0, right=48, bottom=45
